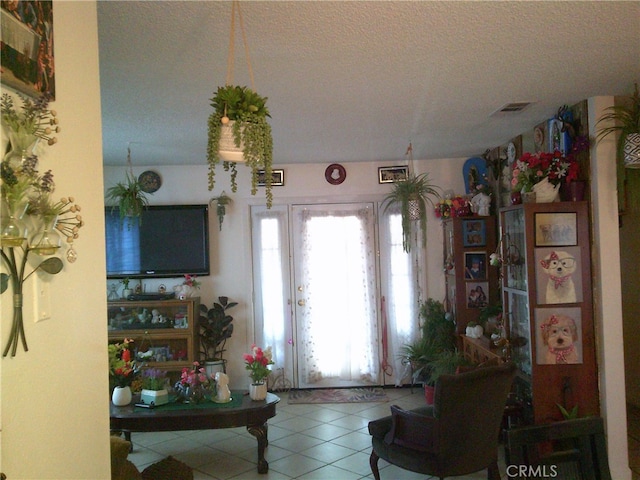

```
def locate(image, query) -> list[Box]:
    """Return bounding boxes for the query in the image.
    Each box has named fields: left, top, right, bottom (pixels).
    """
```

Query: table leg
left=247, top=423, right=269, bottom=474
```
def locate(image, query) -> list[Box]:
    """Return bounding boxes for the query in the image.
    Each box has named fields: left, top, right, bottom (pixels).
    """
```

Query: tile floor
left=126, top=387, right=507, bottom=480
left=127, top=389, right=640, bottom=479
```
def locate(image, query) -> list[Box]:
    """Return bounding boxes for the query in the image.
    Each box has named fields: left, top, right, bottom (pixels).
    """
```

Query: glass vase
left=3, top=130, right=39, bottom=172
left=28, top=214, right=61, bottom=255
left=1, top=200, right=28, bottom=247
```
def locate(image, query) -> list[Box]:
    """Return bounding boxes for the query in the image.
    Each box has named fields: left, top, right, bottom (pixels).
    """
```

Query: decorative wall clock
left=325, top=164, right=346, bottom=185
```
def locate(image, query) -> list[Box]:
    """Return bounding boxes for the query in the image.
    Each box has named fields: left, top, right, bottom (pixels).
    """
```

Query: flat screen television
left=105, top=204, right=210, bottom=279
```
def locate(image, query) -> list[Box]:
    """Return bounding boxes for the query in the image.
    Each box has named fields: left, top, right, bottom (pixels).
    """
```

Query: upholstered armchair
left=368, top=363, right=517, bottom=480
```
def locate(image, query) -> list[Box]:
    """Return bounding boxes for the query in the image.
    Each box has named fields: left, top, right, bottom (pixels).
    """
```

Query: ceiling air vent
left=493, top=102, right=533, bottom=114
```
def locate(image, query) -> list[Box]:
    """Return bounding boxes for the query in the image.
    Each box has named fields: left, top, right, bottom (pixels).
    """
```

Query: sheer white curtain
left=379, top=208, right=422, bottom=386
left=294, top=204, right=379, bottom=386
left=250, top=206, right=292, bottom=381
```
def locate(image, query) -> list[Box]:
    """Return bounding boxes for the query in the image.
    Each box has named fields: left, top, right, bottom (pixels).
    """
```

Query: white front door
left=291, top=203, right=380, bottom=388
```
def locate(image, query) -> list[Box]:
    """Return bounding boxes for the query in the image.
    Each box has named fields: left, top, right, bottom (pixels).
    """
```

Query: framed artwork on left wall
left=0, top=0, right=56, bottom=98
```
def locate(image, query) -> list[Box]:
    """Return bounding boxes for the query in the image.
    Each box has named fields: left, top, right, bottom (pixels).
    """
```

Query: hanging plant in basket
left=382, top=172, right=441, bottom=253
left=596, top=83, right=640, bottom=209
left=207, top=85, right=274, bottom=208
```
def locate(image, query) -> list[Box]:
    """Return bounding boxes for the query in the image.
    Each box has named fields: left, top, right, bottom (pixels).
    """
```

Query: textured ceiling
left=97, top=1, right=640, bottom=167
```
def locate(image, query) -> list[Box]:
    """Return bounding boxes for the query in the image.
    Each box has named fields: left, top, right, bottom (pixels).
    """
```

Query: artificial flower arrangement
left=434, top=195, right=473, bottom=219
left=174, top=361, right=211, bottom=403
left=511, top=150, right=579, bottom=193
left=183, top=274, right=201, bottom=289
left=243, top=344, right=274, bottom=384
left=109, top=338, right=139, bottom=388
left=141, top=368, right=168, bottom=390
left=140, top=367, right=169, bottom=406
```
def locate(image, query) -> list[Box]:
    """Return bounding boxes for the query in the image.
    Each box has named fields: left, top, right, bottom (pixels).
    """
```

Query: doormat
left=287, top=387, right=388, bottom=404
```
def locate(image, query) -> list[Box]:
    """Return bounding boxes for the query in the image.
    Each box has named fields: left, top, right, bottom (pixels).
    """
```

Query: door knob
left=297, top=299, right=305, bottom=306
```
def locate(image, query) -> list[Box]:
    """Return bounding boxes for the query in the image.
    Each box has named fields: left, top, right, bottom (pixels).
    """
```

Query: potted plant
left=401, top=298, right=459, bottom=403
left=105, top=172, right=150, bottom=226
left=198, top=296, right=238, bottom=375
left=382, top=172, right=441, bottom=252
left=139, top=368, right=169, bottom=406
left=206, top=85, right=274, bottom=208
left=596, top=83, right=640, bottom=208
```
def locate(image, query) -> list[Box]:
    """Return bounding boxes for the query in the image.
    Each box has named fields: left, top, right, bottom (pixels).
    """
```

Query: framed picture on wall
left=463, top=219, right=486, bottom=247
left=464, top=252, right=487, bottom=280
left=257, top=169, right=284, bottom=187
left=535, top=246, right=583, bottom=304
left=378, top=166, right=408, bottom=184
left=534, top=212, right=577, bottom=247
left=535, top=307, right=583, bottom=365
left=0, top=1, right=56, bottom=98
left=466, top=282, right=488, bottom=309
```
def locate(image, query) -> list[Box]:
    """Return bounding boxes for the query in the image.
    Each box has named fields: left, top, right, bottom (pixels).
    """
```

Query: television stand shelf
left=107, top=297, right=199, bottom=374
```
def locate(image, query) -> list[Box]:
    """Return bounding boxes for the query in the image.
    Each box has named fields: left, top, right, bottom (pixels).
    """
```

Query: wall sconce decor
left=1, top=92, right=84, bottom=357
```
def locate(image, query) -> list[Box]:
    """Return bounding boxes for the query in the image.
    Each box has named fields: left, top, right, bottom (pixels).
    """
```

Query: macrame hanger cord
left=127, top=143, right=134, bottom=178
left=406, top=141, right=414, bottom=176
left=225, top=0, right=255, bottom=90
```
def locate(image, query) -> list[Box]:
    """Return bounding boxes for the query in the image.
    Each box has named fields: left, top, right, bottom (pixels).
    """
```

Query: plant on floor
left=401, top=298, right=462, bottom=386
left=382, top=172, right=441, bottom=252
left=198, top=296, right=238, bottom=362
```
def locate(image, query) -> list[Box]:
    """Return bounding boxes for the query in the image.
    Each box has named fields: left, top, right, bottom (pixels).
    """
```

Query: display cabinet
left=107, top=297, right=199, bottom=373
left=442, top=216, right=499, bottom=336
left=499, top=202, right=599, bottom=424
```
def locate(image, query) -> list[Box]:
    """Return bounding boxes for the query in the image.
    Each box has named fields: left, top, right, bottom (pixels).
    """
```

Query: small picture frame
left=464, top=252, right=487, bottom=280
left=257, top=169, right=284, bottom=187
left=462, top=219, right=486, bottom=247
left=535, top=213, right=577, bottom=247
left=466, top=281, right=488, bottom=309
left=378, top=166, right=408, bottom=184
left=535, top=307, right=583, bottom=365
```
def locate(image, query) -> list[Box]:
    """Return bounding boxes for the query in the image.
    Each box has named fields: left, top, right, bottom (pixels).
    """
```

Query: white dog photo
left=537, top=249, right=580, bottom=304
left=538, top=313, right=581, bottom=365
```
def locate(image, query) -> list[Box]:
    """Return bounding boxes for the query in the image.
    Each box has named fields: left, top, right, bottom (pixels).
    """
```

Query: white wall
left=0, top=2, right=111, bottom=478
left=104, top=157, right=466, bottom=388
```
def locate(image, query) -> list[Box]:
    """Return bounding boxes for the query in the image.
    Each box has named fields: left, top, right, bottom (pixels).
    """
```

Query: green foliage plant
left=382, top=172, right=441, bottom=252
left=198, top=296, right=238, bottom=362
left=105, top=172, right=150, bottom=226
left=401, top=298, right=460, bottom=386
left=596, top=83, right=640, bottom=208
left=207, top=85, right=274, bottom=208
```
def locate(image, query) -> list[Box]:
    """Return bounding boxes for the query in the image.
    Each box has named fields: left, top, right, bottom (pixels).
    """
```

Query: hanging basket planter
left=218, top=121, right=245, bottom=163
left=407, top=196, right=422, bottom=221
left=624, top=133, right=640, bottom=169
left=205, top=1, right=274, bottom=208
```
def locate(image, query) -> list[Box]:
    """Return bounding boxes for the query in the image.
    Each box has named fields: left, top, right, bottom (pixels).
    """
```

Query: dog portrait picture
left=535, top=308, right=583, bottom=365
left=535, top=247, right=583, bottom=305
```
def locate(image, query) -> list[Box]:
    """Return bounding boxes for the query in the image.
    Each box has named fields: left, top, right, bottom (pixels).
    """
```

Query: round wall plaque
left=325, top=164, right=346, bottom=185
left=138, top=170, right=162, bottom=193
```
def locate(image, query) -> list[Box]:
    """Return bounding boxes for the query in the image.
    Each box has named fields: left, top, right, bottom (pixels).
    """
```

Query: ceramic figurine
left=214, top=372, right=231, bottom=403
